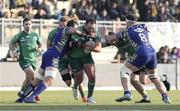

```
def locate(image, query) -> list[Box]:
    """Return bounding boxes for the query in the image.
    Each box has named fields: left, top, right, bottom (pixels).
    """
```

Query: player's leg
left=15, top=60, right=36, bottom=103
left=83, top=55, right=96, bottom=104
left=84, top=63, right=96, bottom=104
left=139, top=73, right=171, bottom=92
left=115, top=63, right=133, bottom=102
left=78, top=83, right=87, bottom=102
left=24, top=66, right=58, bottom=103
left=116, top=54, right=146, bottom=102
left=72, top=70, right=83, bottom=100
left=16, top=68, right=44, bottom=102
left=69, top=57, right=84, bottom=100
left=60, top=69, right=72, bottom=87
left=130, top=71, right=150, bottom=103
left=59, top=58, right=72, bottom=87
left=146, top=54, right=171, bottom=104
left=71, top=72, right=87, bottom=102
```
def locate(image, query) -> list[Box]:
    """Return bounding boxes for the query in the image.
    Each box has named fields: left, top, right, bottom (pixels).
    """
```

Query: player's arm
left=9, top=34, right=19, bottom=57
left=36, top=35, right=43, bottom=52
left=104, top=30, right=123, bottom=45
left=84, top=33, right=102, bottom=52
left=46, top=32, right=53, bottom=49
left=92, top=42, right=101, bottom=52
left=66, top=27, right=84, bottom=36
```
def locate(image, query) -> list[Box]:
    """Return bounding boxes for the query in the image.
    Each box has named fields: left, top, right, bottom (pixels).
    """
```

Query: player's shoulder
left=30, top=31, right=39, bottom=37
left=129, top=24, right=148, bottom=32
left=49, top=28, right=58, bottom=33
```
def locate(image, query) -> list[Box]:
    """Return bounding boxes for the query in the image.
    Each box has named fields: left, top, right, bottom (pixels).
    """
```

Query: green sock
left=87, top=81, right=95, bottom=98
left=73, top=82, right=78, bottom=89
left=78, top=86, right=85, bottom=97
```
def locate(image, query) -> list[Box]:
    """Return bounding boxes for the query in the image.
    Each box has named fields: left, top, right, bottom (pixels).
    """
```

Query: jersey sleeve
left=95, top=31, right=101, bottom=43
left=10, top=33, right=21, bottom=44
left=36, top=34, right=43, bottom=45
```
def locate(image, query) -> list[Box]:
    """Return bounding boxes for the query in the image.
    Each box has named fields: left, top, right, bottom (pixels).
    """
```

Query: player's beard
left=25, top=27, right=31, bottom=33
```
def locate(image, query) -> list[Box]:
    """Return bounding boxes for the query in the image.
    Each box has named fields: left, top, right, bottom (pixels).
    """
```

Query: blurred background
left=0, top=0, right=180, bottom=90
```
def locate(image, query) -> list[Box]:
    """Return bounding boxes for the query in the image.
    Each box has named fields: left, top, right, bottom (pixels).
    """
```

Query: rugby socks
left=78, top=86, right=85, bottom=97
left=124, top=91, right=131, bottom=97
left=143, top=95, right=150, bottom=100
left=28, top=82, right=47, bottom=99
left=19, top=83, right=35, bottom=98
left=159, top=75, right=166, bottom=81
left=162, top=93, right=168, bottom=98
left=73, top=81, right=78, bottom=89
left=87, top=81, right=95, bottom=98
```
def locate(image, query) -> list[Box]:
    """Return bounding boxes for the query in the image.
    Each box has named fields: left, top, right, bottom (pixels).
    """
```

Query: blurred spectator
left=3, top=9, right=12, bottom=18
left=88, top=8, right=100, bottom=20
left=169, top=46, right=178, bottom=63
left=9, top=0, right=16, bottom=10
left=137, top=0, right=149, bottom=21
left=55, top=8, right=67, bottom=20
left=0, top=0, right=4, bottom=17
left=176, top=48, right=180, bottom=59
left=157, top=45, right=170, bottom=63
left=76, top=0, right=88, bottom=20
left=39, top=0, right=50, bottom=16
left=99, top=9, right=110, bottom=21
left=149, top=0, right=158, bottom=21
left=34, top=8, right=50, bottom=19
left=16, top=0, right=26, bottom=7
left=0, top=49, right=19, bottom=62
left=31, top=0, right=40, bottom=9
left=115, top=17, right=122, bottom=33
left=109, top=1, right=119, bottom=20
left=0, top=0, right=179, bottom=21
left=118, top=2, right=130, bottom=21
left=68, top=8, right=79, bottom=21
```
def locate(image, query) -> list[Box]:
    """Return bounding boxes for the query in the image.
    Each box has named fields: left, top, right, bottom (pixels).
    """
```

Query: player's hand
left=36, top=47, right=43, bottom=53
left=101, top=26, right=108, bottom=36
left=12, top=50, right=18, bottom=58
left=84, top=41, right=96, bottom=50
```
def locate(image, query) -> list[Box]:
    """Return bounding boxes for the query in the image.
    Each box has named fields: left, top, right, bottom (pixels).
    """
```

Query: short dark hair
left=85, top=18, right=96, bottom=24
left=67, top=20, right=78, bottom=27
left=126, top=14, right=137, bottom=21
left=23, top=17, right=31, bottom=24
left=59, top=16, right=69, bottom=22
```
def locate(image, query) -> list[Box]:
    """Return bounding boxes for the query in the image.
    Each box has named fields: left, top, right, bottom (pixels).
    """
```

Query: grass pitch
left=0, top=90, right=180, bottom=110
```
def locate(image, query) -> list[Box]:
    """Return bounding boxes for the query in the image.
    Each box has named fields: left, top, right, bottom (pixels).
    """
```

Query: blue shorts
left=127, top=53, right=157, bottom=69
left=40, top=51, right=59, bottom=70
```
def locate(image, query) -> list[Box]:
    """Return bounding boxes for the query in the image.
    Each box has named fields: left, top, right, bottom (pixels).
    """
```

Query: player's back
left=46, top=27, right=70, bottom=58
left=127, top=24, right=155, bottom=55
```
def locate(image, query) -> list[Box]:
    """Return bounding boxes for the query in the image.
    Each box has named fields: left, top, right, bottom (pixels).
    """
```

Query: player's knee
left=44, top=70, right=57, bottom=86
left=65, top=80, right=72, bottom=87
left=140, top=80, right=146, bottom=85
left=148, top=72, right=158, bottom=80
left=45, top=70, right=57, bottom=80
left=147, top=69, right=157, bottom=80
left=61, top=73, right=72, bottom=87
left=130, top=77, right=138, bottom=85
left=62, top=73, right=71, bottom=81
left=44, top=77, right=54, bottom=86
left=120, top=65, right=132, bottom=78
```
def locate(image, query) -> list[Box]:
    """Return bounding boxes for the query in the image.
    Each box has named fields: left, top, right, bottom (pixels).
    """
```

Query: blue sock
left=162, top=93, right=168, bottom=98
left=28, top=82, right=47, bottom=99
left=124, top=91, right=131, bottom=96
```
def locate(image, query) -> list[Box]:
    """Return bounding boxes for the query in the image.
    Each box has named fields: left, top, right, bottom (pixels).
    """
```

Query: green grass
left=0, top=90, right=180, bottom=110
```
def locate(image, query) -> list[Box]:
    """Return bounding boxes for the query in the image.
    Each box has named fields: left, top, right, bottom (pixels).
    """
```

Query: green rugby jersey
left=48, top=28, right=58, bottom=43
left=10, top=31, right=42, bottom=62
left=115, top=29, right=136, bottom=55
left=69, top=26, right=101, bottom=58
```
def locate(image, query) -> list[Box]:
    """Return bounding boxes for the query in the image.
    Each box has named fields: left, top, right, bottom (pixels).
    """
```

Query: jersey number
left=139, top=33, right=148, bottom=43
